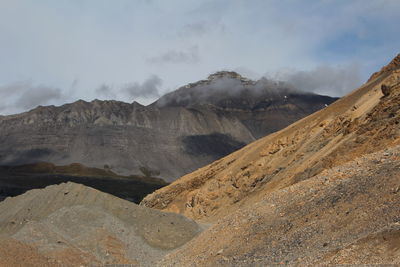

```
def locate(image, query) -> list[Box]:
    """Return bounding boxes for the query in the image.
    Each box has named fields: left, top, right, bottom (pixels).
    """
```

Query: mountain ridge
left=0, top=72, right=337, bottom=182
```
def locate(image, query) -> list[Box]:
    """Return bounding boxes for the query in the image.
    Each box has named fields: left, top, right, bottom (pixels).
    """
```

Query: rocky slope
left=158, top=145, right=400, bottom=266
left=0, top=182, right=202, bottom=266
left=0, top=72, right=336, bottom=182
left=142, top=54, right=400, bottom=222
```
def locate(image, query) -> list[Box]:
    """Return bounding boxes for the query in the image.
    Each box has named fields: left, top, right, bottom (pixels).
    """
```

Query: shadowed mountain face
left=0, top=162, right=167, bottom=203
left=0, top=72, right=337, bottom=182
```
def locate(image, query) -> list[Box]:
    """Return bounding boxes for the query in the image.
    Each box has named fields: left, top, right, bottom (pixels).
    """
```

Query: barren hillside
left=158, top=145, right=400, bottom=266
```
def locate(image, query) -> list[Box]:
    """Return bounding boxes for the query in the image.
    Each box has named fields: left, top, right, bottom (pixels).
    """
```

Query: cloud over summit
left=269, top=64, right=362, bottom=97
left=124, top=75, right=162, bottom=98
left=95, top=75, right=162, bottom=103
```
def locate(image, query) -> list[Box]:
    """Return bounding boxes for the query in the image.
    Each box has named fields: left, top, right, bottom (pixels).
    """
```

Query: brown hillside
left=142, top=54, right=400, bottom=222
left=158, top=145, right=400, bottom=266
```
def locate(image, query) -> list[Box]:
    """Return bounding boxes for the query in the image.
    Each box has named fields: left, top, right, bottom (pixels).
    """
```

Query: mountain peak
left=177, top=71, right=254, bottom=92
left=207, top=71, right=242, bottom=80
left=154, top=71, right=302, bottom=109
left=388, top=53, right=400, bottom=67
left=208, top=71, right=254, bottom=84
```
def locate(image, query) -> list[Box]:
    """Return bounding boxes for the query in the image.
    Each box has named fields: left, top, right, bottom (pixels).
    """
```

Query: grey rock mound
left=0, top=182, right=202, bottom=266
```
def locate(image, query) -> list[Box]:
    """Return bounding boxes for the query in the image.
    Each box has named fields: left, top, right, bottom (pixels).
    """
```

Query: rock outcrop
left=381, top=84, right=390, bottom=96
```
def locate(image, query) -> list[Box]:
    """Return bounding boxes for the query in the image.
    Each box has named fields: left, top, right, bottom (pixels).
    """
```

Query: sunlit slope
left=158, top=145, right=400, bottom=266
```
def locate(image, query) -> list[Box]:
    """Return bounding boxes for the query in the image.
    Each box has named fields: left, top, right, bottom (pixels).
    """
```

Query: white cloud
left=267, top=64, right=362, bottom=97
left=0, top=80, right=67, bottom=114
left=94, top=75, right=162, bottom=103
left=123, top=75, right=162, bottom=98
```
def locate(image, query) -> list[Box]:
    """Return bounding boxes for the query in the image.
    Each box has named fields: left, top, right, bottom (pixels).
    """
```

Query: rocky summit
left=0, top=72, right=336, bottom=182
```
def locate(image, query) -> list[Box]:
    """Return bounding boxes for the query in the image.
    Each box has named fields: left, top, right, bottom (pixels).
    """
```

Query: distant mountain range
left=0, top=71, right=337, bottom=182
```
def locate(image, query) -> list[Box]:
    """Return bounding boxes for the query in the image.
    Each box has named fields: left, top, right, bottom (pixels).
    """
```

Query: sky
left=0, top=0, right=399, bottom=115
